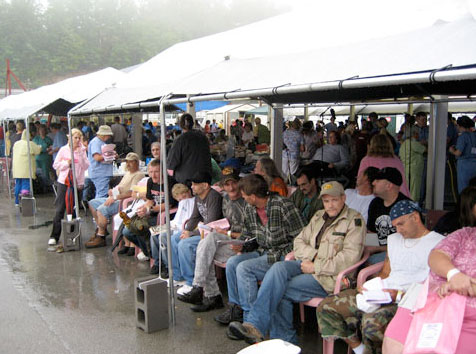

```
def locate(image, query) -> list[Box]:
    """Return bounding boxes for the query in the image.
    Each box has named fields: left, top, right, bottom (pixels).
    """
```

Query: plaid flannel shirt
left=240, top=193, right=306, bottom=259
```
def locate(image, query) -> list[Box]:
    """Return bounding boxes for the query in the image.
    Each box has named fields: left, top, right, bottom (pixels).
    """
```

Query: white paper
left=417, top=323, right=443, bottom=349
left=112, top=187, right=120, bottom=200
left=362, top=290, right=392, bottom=304
left=101, top=144, right=116, bottom=161
left=363, top=276, right=385, bottom=290
left=149, top=224, right=177, bottom=236
left=356, top=293, right=380, bottom=313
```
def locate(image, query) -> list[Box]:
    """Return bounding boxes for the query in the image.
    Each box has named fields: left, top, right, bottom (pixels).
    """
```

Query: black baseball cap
left=374, top=167, right=403, bottom=187
left=190, top=171, right=212, bottom=185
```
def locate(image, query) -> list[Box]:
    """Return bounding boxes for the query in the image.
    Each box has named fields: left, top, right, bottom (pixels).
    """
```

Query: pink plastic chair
left=298, top=249, right=371, bottom=323
left=322, top=260, right=385, bottom=354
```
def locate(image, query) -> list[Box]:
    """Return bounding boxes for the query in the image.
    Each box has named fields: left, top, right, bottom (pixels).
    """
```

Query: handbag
left=403, top=292, right=466, bottom=354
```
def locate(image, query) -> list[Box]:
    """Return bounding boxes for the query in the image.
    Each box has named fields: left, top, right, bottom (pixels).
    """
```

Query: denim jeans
left=368, top=251, right=387, bottom=264
left=90, top=176, right=111, bottom=198
left=178, top=235, right=201, bottom=286
left=193, top=232, right=235, bottom=297
left=236, top=253, right=280, bottom=321
left=14, top=178, right=30, bottom=204
left=150, top=231, right=164, bottom=267
left=247, top=260, right=328, bottom=344
left=159, top=230, right=184, bottom=281
left=226, top=252, right=260, bottom=307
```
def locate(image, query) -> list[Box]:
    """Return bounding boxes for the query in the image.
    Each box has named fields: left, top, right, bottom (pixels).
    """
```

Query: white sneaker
left=48, top=238, right=57, bottom=246
left=137, top=252, right=149, bottom=262
left=165, top=279, right=186, bottom=288
left=177, top=284, right=193, bottom=296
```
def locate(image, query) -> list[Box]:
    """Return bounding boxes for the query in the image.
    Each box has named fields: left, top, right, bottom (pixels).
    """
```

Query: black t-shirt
left=146, top=177, right=178, bottom=216
left=367, top=192, right=409, bottom=246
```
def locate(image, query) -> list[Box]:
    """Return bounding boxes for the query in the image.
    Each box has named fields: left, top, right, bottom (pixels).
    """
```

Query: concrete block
left=21, top=197, right=35, bottom=217
left=61, top=219, right=81, bottom=251
left=134, top=276, right=168, bottom=333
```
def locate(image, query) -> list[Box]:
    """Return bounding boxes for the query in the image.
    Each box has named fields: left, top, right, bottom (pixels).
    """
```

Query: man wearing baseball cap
left=178, top=167, right=247, bottom=312
left=228, top=181, right=366, bottom=345
left=172, top=171, right=223, bottom=296
left=367, top=167, right=409, bottom=264
left=86, top=152, right=144, bottom=248
left=318, top=200, right=444, bottom=354
left=87, top=125, right=115, bottom=199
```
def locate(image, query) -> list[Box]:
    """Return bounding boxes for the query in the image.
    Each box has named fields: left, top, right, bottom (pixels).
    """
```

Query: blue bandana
left=390, top=200, right=422, bottom=221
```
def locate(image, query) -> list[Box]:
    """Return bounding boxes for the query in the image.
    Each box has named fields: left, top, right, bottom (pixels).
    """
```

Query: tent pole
left=426, top=97, right=448, bottom=210
left=67, top=114, right=81, bottom=220
left=271, top=104, right=284, bottom=174
left=25, top=117, right=35, bottom=202
left=3, top=119, right=12, bottom=199
left=159, top=95, right=176, bottom=326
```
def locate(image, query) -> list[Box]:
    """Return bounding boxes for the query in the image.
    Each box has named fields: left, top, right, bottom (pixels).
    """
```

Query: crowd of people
left=2, top=110, right=476, bottom=353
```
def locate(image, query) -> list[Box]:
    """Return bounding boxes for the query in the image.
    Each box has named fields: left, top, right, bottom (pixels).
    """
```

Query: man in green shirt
left=290, top=166, right=323, bottom=224
left=254, top=117, right=270, bottom=145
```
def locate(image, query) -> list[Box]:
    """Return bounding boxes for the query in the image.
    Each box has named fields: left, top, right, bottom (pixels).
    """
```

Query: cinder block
left=21, top=196, right=35, bottom=216
left=61, top=219, right=81, bottom=251
left=134, top=276, right=169, bottom=333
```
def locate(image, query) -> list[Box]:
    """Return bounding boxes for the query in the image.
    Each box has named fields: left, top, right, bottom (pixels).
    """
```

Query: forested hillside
left=0, top=0, right=285, bottom=90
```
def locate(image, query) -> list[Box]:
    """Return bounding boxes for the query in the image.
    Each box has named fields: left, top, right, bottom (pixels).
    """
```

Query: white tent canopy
left=166, top=15, right=476, bottom=98
left=71, top=0, right=476, bottom=115
left=0, top=67, right=124, bottom=120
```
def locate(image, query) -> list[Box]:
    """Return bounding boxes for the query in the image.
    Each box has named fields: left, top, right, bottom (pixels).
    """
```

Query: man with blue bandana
left=316, top=200, right=444, bottom=354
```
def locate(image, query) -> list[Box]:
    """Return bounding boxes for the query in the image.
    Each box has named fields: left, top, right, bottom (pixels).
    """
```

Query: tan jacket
left=293, top=205, right=366, bottom=293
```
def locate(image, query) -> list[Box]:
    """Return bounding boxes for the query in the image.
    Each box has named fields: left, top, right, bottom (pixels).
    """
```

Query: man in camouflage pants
left=318, top=289, right=397, bottom=354
left=317, top=200, right=444, bottom=354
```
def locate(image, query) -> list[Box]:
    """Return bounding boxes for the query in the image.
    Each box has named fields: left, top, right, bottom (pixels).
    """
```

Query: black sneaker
left=214, top=304, right=243, bottom=325
left=191, top=295, right=224, bottom=312
left=117, top=246, right=130, bottom=255
left=150, top=265, right=160, bottom=274
left=126, top=247, right=135, bottom=256
left=177, top=286, right=203, bottom=305
left=160, top=266, right=169, bottom=279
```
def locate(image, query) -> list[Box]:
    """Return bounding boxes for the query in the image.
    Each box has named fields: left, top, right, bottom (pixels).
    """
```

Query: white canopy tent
left=70, top=0, right=475, bottom=115
left=0, top=67, right=124, bottom=120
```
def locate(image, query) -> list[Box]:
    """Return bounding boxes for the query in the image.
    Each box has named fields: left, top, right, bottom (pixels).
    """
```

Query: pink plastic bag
left=403, top=292, right=466, bottom=354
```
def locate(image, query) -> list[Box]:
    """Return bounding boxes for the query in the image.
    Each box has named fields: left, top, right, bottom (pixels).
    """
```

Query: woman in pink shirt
left=357, top=134, right=410, bottom=198
left=383, top=227, right=476, bottom=354
left=48, top=128, right=89, bottom=249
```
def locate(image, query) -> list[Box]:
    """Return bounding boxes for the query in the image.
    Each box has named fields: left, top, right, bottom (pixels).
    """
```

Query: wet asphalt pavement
left=0, top=193, right=332, bottom=354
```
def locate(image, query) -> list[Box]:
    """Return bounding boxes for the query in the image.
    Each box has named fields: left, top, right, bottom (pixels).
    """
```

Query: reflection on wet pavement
left=0, top=194, right=327, bottom=354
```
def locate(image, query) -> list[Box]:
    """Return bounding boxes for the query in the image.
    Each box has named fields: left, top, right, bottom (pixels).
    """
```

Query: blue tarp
left=175, top=100, right=229, bottom=112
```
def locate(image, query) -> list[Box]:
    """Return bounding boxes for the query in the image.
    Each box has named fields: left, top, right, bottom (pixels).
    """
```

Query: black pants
left=50, top=183, right=82, bottom=242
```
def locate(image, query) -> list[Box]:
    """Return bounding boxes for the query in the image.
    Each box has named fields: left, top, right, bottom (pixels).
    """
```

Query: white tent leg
left=426, top=97, right=448, bottom=210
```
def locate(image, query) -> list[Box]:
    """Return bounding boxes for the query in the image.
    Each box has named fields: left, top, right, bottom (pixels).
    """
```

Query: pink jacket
left=53, top=144, right=89, bottom=187
left=357, top=156, right=411, bottom=198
